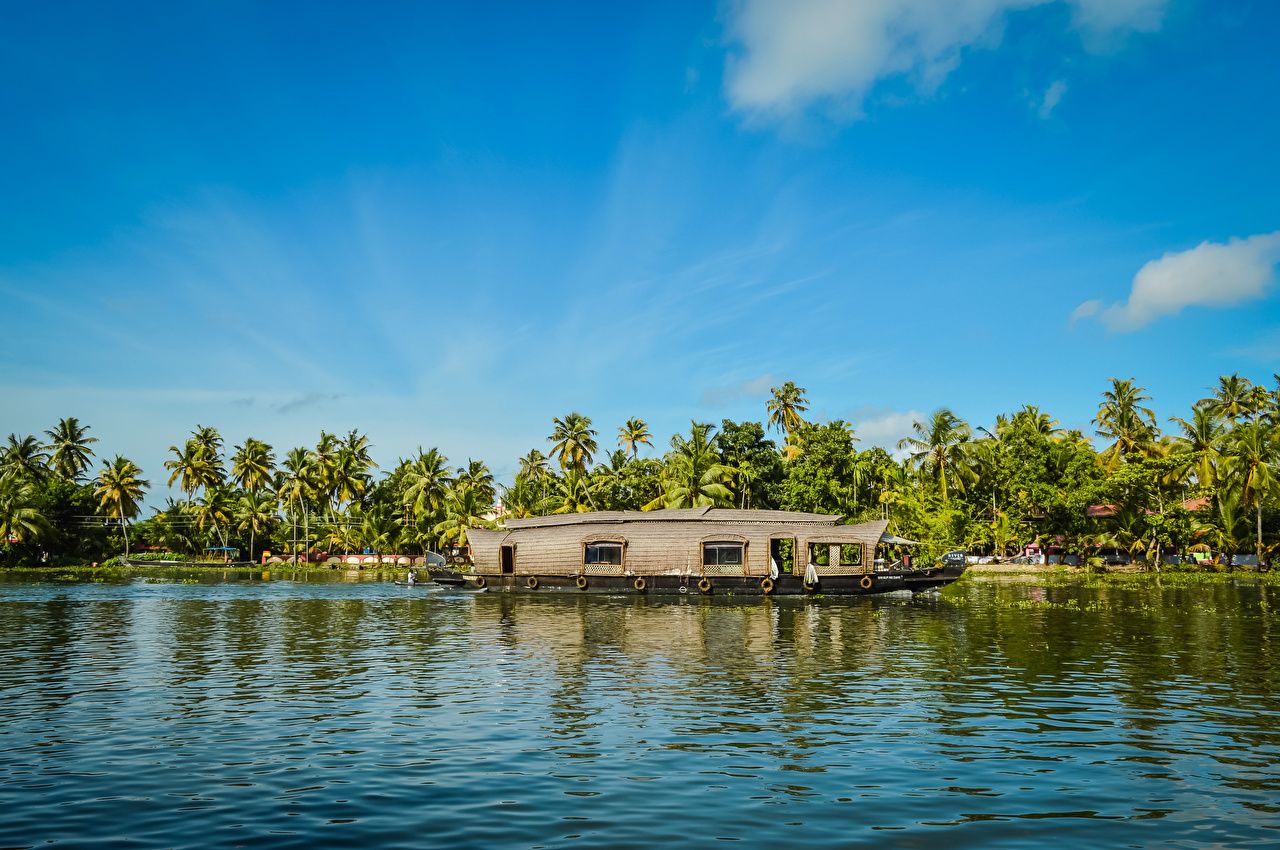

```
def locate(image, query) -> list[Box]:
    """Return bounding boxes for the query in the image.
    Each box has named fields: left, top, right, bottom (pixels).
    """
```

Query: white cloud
left=724, top=0, right=1167, bottom=119
left=851, top=409, right=926, bottom=457
left=701, top=373, right=778, bottom=406
left=1038, top=79, right=1067, bottom=118
left=1094, top=231, right=1280, bottom=331
left=1068, top=298, right=1101, bottom=325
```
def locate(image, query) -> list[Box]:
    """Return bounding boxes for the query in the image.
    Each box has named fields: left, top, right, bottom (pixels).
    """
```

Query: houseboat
left=449, top=507, right=965, bottom=596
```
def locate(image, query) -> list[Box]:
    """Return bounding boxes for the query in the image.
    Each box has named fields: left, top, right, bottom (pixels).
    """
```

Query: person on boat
left=407, top=568, right=417, bottom=586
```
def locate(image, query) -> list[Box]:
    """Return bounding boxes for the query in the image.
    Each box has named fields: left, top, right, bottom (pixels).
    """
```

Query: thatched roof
left=502, top=506, right=841, bottom=529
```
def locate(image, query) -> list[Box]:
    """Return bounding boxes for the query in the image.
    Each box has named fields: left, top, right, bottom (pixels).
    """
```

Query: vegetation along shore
left=1, top=374, right=1277, bottom=572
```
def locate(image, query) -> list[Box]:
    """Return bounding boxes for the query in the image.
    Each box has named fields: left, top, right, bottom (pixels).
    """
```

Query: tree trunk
left=250, top=528, right=255, bottom=565
left=1257, top=502, right=1264, bottom=566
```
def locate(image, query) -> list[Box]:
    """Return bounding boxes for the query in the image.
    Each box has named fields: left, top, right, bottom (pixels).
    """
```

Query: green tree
left=1222, top=421, right=1277, bottom=559
left=780, top=421, right=860, bottom=516
left=234, top=490, right=278, bottom=563
left=765, top=381, right=809, bottom=442
left=646, top=422, right=734, bottom=510
left=618, top=418, right=653, bottom=460
left=1095, top=378, right=1158, bottom=472
left=43, top=418, right=97, bottom=482
left=231, top=437, right=276, bottom=494
left=549, top=413, right=598, bottom=474
left=1169, top=407, right=1226, bottom=491
left=898, top=408, right=973, bottom=504
left=715, top=419, right=784, bottom=509
left=94, top=456, right=149, bottom=555
left=1199, top=373, right=1259, bottom=422
left=0, top=434, right=50, bottom=482
left=0, top=479, right=52, bottom=550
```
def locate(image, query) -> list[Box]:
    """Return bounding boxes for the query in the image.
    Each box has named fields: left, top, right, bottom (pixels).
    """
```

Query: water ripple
left=0, top=575, right=1276, bottom=848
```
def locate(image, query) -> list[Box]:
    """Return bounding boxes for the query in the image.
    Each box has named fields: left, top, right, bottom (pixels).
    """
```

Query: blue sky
left=3, top=0, right=1279, bottom=491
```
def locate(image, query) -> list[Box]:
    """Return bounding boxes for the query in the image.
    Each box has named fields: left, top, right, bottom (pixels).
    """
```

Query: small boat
left=458, top=508, right=965, bottom=596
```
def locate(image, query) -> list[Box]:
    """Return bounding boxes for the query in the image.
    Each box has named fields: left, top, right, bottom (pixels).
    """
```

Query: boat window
left=584, top=542, right=623, bottom=566
left=808, top=543, right=864, bottom=567
left=703, top=542, right=743, bottom=567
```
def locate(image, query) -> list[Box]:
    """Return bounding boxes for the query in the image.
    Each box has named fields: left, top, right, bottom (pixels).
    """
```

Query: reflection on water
left=0, top=575, right=1277, bottom=848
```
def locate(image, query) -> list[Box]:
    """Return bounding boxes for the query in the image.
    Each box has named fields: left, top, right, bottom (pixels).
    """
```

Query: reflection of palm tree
left=44, top=418, right=97, bottom=481
left=549, top=413, right=598, bottom=474
left=618, top=418, right=653, bottom=460
left=766, top=381, right=809, bottom=441
left=94, top=456, right=149, bottom=556
left=645, top=422, right=734, bottom=510
left=898, top=408, right=973, bottom=504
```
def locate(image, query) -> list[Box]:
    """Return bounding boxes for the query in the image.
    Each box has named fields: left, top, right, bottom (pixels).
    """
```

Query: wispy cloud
left=1077, top=231, right=1280, bottom=332
left=275, top=392, right=343, bottom=414
left=1037, top=79, right=1068, bottom=118
left=724, top=0, right=1167, bottom=121
left=701, top=374, right=777, bottom=407
left=850, top=408, right=926, bottom=457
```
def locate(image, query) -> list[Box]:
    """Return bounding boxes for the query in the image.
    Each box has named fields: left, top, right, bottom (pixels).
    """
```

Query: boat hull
left=433, top=564, right=965, bottom=596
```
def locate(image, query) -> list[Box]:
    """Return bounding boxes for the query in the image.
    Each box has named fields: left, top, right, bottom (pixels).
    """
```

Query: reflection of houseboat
left=454, top=508, right=965, bottom=596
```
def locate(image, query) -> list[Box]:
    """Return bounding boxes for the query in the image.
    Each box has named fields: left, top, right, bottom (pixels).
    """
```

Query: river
left=0, top=571, right=1276, bottom=848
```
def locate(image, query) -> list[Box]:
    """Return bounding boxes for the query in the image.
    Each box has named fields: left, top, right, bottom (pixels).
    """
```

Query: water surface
left=1, top=572, right=1277, bottom=848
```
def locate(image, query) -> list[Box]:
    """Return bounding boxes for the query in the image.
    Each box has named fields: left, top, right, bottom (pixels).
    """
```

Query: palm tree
left=456, top=459, right=496, bottom=507
left=329, top=447, right=371, bottom=509
left=0, top=479, right=51, bottom=547
left=549, top=413, right=598, bottom=474
left=1199, top=374, right=1258, bottom=422
left=1011, top=405, right=1061, bottom=438
left=0, top=434, right=50, bottom=482
left=1095, top=378, right=1158, bottom=471
left=94, top=456, right=149, bottom=555
left=234, top=490, right=277, bottom=563
left=897, top=409, right=973, bottom=504
left=1222, top=421, right=1277, bottom=560
left=1169, top=407, right=1226, bottom=490
left=434, top=486, right=494, bottom=547
left=401, top=448, right=453, bottom=521
left=164, top=439, right=220, bottom=499
left=1195, top=492, right=1252, bottom=569
left=356, top=506, right=402, bottom=559
left=549, top=470, right=599, bottom=514
left=313, top=431, right=340, bottom=510
left=194, top=486, right=233, bottom=552
left=191, top=423, right=223, bottom=454
left=43, top=418, right=97, bottom=481
left=765, top=381, right=809, bottom=440
left=230, top=437, right=276, bottom=494
left=618, top=418, right=653, bottom=460
left=278, top=447, right=318, bottom=561
left=645, top=422, right=734, bottom=510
